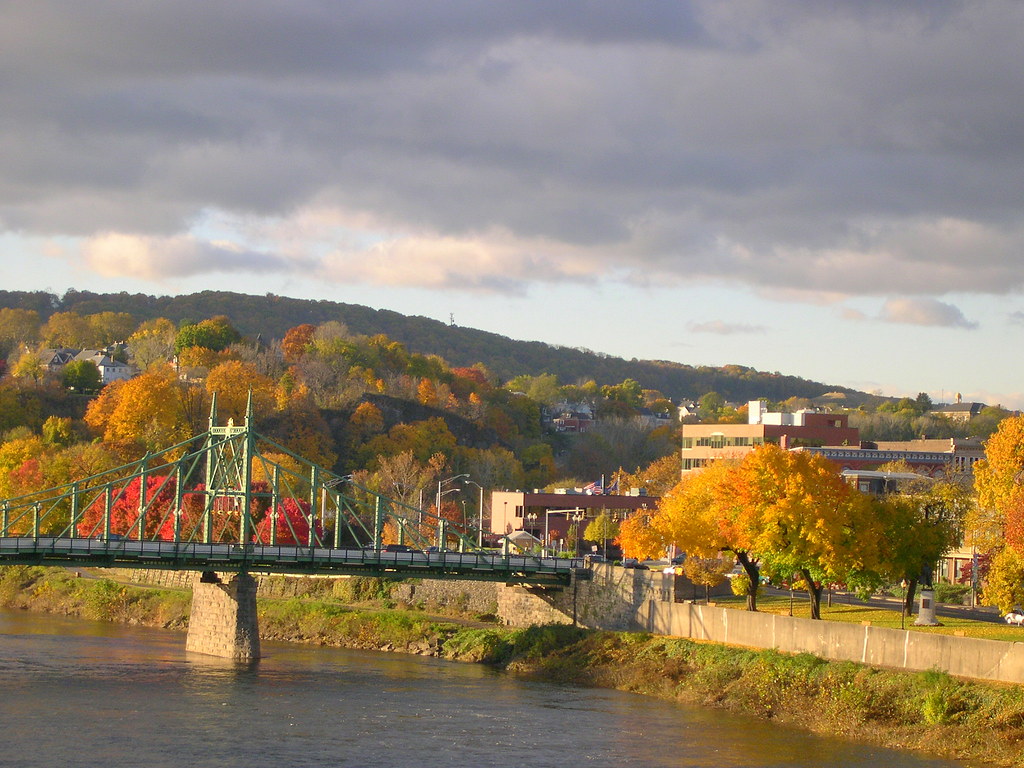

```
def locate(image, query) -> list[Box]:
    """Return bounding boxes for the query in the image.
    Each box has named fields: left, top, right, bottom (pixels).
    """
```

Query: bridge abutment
left=186, top=571, right=261, bottom=661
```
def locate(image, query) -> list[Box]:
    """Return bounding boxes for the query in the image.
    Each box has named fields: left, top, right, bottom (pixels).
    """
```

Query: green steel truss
left=0, top=394, right=584, bottom=585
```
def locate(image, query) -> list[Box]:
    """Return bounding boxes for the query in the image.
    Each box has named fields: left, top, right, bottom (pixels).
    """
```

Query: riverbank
left=2, top=565, right=1022, bottom=767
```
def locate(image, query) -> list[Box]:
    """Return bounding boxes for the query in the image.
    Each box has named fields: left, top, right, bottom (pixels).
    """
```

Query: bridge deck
left=0, top=537, right=587, bottom=585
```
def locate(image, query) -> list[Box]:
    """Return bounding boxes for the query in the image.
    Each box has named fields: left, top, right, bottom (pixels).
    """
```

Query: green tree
left=871, top=480, right=969, bottom=615
left=11, top=351, right=44, bottom=382
left=41, top=416, right=76, bottom=447
left=698, top=391, right=724, bottom=420
left=62, top=360, right=102, bottom=393
left=174, top=316, right=241, bottom=353
left=584, top=512, right=620, bottom=555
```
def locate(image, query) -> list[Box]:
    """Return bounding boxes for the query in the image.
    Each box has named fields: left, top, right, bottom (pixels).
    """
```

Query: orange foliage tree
left=646, top=445, right=882, bottom=617
left=84, top=365, right=190, bottom=457
left=281, top=324, right=316, bottom=364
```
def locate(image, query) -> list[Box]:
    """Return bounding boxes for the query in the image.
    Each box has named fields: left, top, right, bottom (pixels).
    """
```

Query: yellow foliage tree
left=205, top=361, right=276, bottom=422
left=616, top=507, right=664, bottom=561
left=974, top=414, right=1024, bottom=542
left=417, top=378, right=438, bottom=407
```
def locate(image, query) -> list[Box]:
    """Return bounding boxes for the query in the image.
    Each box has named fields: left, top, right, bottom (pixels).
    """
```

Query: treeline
left=0, top=289, right=866, bottom=405
left=0, top=309, right=686, bottom=539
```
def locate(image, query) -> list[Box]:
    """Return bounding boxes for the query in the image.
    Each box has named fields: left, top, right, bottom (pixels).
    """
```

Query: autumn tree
left=621, top=453, right=682, bottom=497
left=350, top=402, right=385, bottom=439
left=87, top=311, right=135, bottom=346
left=260, top=398, right=337, bottom=470
left=41, top=312, right=92, bottom=348
left=0, top=308, right=40, bottom=356
left=84, top=365, right=191, bottom=456
left=352, top=451, right=446, bottom=509
left=254, top=498, right=322, bottom=546
left=652, top=458, right=766, bottom=608
left=617, top=506, right=665, bottom=561
left=974, top=415, right=1024, bottom=607
left=682, top=555, right=735, bottom=602
left=651, top=446, right=883, bottom=617
left=76, top=475, right=177, bottom=539
left=362, top=418, right=457, bottom=468
left=205, top=360, right=276, bottom=422
left=0, top=433, right=48, bottom=501
left=281, top=324, right=316, bottom=364
left=128, top=318, right=177, bottom=370
left=982, top=547, right=1024, bottom=612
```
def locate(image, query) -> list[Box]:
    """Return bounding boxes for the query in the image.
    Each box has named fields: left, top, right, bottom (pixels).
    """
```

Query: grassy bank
left=3, top=566, right=1024, bottom=767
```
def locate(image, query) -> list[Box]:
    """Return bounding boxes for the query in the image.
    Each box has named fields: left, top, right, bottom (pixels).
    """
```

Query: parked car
left=621, top=558, right=650, bottom=570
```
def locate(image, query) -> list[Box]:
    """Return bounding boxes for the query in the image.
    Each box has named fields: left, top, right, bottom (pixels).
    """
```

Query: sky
left=2, top=1, right=1023, bottom=408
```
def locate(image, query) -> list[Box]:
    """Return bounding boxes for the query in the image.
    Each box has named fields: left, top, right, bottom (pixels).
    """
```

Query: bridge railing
left=0, top=535, right=586, bottom=583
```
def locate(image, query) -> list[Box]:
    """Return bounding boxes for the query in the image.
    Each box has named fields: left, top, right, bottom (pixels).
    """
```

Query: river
left=0, top=609, right=971, bottom=768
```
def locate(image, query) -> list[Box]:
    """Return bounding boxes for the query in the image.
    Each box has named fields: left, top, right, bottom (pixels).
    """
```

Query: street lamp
left=541, top=508, right=585, bottom=558
left=463, top=479, right=485, bottom=547
left=526, top=511, right=539, bottom=553
left=572, top=509, right=586, bottom=556
left=436, top=474, right=468, bottom=516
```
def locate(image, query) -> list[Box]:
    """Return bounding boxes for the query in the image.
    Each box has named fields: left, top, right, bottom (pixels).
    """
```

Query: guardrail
left=0, top=536, right=587, bottom=585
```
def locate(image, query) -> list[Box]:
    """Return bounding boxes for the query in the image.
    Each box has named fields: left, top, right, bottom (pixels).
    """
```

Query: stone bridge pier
left=185, top=571, right=261, bottom=661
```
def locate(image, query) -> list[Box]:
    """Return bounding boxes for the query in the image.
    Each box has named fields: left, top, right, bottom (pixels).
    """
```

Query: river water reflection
left=0, top=610, right=971, bottom=768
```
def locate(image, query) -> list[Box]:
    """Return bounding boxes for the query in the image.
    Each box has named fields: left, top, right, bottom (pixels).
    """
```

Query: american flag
left=582, top=479, right=603, bottom=494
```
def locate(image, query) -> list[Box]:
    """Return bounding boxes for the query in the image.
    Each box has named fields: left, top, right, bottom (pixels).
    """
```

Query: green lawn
left=709, top=593, right=1024, bottom=642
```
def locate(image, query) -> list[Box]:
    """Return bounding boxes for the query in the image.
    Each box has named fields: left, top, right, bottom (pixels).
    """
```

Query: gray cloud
left=878, top=298, right=978, bottom=329
left=689, top=320, right=766, bottom=335
left=2, top=1, right=1024, bottom=297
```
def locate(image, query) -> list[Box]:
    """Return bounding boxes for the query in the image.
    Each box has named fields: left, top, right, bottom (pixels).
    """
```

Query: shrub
left=933, top=583, right=970, bottom=605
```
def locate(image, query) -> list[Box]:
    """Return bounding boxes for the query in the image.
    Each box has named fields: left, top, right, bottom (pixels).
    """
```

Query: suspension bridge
left=0, top=394, right=585, bottom=586
left=0, top=395, right=593, bottom=659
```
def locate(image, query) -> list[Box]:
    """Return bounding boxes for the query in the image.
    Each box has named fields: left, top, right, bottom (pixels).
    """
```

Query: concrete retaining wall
left=502, top=564, right=1024, bottom=685
left=640, top=600, right=1024, bottom=684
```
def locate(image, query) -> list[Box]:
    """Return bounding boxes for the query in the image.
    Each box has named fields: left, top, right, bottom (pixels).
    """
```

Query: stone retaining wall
left=392, top=579, right=499, bottom=616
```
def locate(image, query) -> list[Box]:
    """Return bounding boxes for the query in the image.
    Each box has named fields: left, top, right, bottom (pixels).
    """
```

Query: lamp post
left=436, top=473, right=468, bottom=516
left=542, top=508, right=585, bottom=559
left=526, top=511, right=538, bottom=554
left=464, top=479, right=485, bottom=547
left=572, top=509, right=585, bottom=556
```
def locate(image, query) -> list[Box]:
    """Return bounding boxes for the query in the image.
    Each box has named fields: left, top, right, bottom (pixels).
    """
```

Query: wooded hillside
left=0, top=289, right=868, bottom=405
